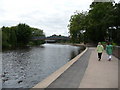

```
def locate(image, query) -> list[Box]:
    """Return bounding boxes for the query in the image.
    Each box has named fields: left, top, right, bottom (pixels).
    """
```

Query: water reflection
left=2, top=44, right=84, bottom=88
left=70, top=51, right=78, bottom=60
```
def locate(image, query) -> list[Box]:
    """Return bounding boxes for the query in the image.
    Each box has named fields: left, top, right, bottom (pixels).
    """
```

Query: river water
left=2, top=44, right=84, bottom=88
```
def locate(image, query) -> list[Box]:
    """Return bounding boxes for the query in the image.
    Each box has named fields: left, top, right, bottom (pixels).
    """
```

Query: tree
left=87, top=2, right=114, bottom=43
left=31, top=27, right=45, bottom=45
left=68, top=1, right=120, bottom=45
left=9, top=27, right=17, bottom=47
left=112, top=2, right=120, bottom=45
left=2, top=26, right=10, bottom=48
left=2, top=31, right=9, bottom=48
left=16, top=23, right=32, bottom=46
left=31, top=28, right=45, bottom=37
left=68, top=11, right=87, bottom=43
left=1, top=23, right=46, bottom=49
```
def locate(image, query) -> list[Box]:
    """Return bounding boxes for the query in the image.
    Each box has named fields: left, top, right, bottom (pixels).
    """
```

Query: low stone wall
left=113, top=46, right=120, bottom=60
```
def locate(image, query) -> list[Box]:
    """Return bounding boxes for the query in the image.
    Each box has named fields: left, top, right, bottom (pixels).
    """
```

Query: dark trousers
left=98, top=53, right=102, bottom=59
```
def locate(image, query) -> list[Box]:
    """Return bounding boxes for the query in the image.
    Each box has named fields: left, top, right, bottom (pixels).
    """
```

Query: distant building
left=32, top=35, right=70, bottom=43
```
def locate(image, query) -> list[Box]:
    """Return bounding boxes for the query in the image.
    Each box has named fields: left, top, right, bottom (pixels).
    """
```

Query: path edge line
left=32, top=47, right=88, bottom=88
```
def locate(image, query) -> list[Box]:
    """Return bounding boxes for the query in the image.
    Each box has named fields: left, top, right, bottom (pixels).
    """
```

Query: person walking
left=106, top=42, right=113, bottom=61
left=97, top=42, right=104, bottom=61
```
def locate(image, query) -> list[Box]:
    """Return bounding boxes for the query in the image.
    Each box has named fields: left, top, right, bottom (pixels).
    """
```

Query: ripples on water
left=2, top=44, right=83, bottom=88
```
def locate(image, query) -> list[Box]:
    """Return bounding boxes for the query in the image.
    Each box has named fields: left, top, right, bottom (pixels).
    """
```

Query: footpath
left=32, top=47, right=118, bottom=88
left=79, top=48, right=118, bottom=88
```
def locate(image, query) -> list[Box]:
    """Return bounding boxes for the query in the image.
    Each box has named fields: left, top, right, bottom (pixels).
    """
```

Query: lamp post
left=108, top=26, right=116, bottom=42
left=80, top=30, right=86, bottom=44
left=108, top=27, right=112, bottom=42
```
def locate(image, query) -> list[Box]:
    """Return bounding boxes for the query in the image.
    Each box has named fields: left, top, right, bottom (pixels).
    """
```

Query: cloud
left=1, top=0, right=108, bottom=36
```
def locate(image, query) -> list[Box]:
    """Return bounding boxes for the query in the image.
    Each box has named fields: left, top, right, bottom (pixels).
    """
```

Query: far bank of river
left=2, top=43, right=85, bottom=88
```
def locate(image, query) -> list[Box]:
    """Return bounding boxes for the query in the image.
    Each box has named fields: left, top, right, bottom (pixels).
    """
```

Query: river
left=2, top=44, right=84, bottom=88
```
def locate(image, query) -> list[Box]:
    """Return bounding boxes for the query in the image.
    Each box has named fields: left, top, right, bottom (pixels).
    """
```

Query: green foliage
left=2, top=26, right=11, bottom=48
left=16, top=23, right=32, bottom=46
left=88, top=2, right=114, bottom=43
left=112, top=42, right=117, bottom=46
left=9, top=27, right=17, bottom=47
left=1, top=23, right=45, bottom=49
left=112, top=3, right=120, bottom=45
left=101, top=42, right=106, bottom=45
left=30, top=27, right=45, bottom=45
left=68, top=11, right=87, bottom=43
left=31, top=40, right=45, bottom=45
left=68, top=2, right=120, bottom=45
left=31, top=28, right=45, bottom=37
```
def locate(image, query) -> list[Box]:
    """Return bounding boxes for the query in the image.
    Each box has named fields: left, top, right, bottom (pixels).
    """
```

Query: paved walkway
left=32, top=47, right=118, bottom=89
left=47, top=48, right=92, bottom=88
left=79, top=48, right=118, bottom=88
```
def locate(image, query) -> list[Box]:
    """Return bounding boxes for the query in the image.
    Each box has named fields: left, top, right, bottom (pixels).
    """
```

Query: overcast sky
left=0, top=0, right=119, bottom=36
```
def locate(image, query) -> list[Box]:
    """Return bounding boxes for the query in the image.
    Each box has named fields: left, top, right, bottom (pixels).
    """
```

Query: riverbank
left=2, top=42, right=82, bottom=52
left=32, top=47, right=118, bottom=88
left=2, top=43, right=45, bottom=52
left=79, top=48, right=118, bottom=88
left=51, top=43, right=86, bottom=49
left=2, top=43, right=84, bottom=88
left=32, top=46, right=88, bottom=88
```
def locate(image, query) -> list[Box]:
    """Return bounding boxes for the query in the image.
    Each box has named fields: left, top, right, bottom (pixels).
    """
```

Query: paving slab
left=32, top=47, right=118, bottom=89
left=47, top=48, right=92, bottom=88
left=79, top=48, right=118, bottom=88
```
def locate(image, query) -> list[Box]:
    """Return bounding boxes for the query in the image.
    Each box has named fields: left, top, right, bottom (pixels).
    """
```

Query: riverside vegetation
left=1, top=2, right=120, bottom=50
left=68, top=2, right=120, bottom=45
left=1, top=23, right=45, bottom=49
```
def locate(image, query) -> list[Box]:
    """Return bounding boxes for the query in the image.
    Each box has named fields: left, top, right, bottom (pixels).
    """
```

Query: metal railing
left=113, top=46, right=120, bottom=60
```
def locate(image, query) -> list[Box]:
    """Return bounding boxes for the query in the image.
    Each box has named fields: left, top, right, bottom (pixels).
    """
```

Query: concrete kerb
left=31, top=47, right=88, bottom=89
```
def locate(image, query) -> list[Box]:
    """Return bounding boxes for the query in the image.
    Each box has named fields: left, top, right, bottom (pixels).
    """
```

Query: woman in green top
left=97, top=42, right=104, bottom=61
left=106, top=42, right=113, bottom=61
